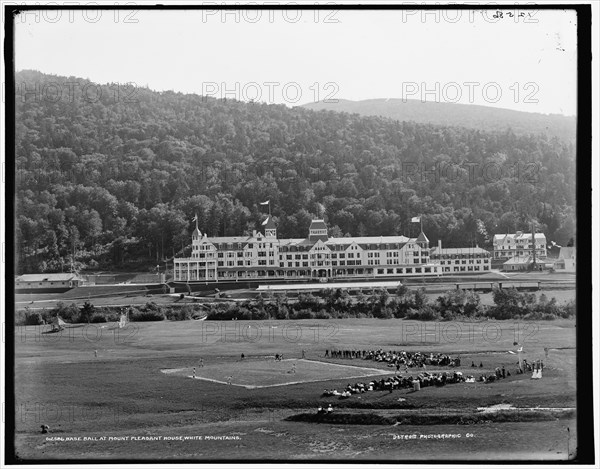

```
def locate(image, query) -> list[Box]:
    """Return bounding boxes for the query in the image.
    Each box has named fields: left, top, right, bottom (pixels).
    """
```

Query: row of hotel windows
left=192, top=251, right=429, bottom=261
left=175, top=264, right=493, bottom=280
left=442, top=265, right=490, bottom=272
left=176, top=266, right=442, bottom=278
left=192, top=251, right=278, bottom=259
left=177, top=258, right=434, bottom=269
left=494, top=250, right=546, bottom=257
left=432, top=254, right=490, bottom=260
left=18, top=281, right=70, bottom=286
left=439, top=259, right=489, bottom=265
left=280, top=244, right=421, bottom=252
left=495, top=245, right=545, bottom=249
left=195, top=242, right=277, bottom=251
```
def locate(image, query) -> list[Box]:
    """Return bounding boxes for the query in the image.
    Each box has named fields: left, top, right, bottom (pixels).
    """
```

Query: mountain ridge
left=302, top=98, right=576, bottom=142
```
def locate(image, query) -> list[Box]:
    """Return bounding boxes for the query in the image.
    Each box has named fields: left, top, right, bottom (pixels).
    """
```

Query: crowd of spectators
left=325, top=349, right=461, bottom=368
left=322, top=370, right=467, bottom=398
left=319, top=349, right=539, bottom=399
left=475, top=365, right=510, bottom=383
left=518, top=359, right=544, bottom=373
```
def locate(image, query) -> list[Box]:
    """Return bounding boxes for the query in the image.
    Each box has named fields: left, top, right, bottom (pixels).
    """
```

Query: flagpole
left=269, top=201, right=271, bottom=217
left=420, top=215, right=423, bottom=233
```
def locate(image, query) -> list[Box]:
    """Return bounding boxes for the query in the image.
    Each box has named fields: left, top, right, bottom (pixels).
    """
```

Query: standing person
left=302, top=349, right=306, bottom=359
left=199, top=357, right=204, bottom=367
left=94, top=350, right=98, bottom=358
left=325, top=349, right=329, bottom=358
left=502, top=366, right=506, bottom=379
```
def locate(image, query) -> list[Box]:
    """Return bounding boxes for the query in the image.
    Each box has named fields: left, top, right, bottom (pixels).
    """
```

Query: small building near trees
left=15, top=273, right=85, bottom=293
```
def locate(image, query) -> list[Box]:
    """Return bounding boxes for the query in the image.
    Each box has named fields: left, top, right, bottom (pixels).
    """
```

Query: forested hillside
left=303, top=99, right=576, bottom=143
left=14, top=70, right=575, bottom=273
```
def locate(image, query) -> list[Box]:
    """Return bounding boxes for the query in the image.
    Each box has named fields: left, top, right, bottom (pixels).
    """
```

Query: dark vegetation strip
left=285, top=409, right=576, bottom=425
left=15, top=285, right=575, bottom=326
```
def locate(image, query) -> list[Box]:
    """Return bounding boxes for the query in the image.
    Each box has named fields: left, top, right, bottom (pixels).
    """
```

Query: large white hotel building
left=173, top=218, right=491, bottom=282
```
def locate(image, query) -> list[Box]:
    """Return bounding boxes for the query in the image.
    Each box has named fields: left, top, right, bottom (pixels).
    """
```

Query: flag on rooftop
left=411, top=216, right=421, bottom=223
left=192, top=214, right=197, bottom=222
left=262, top=216, right=270, bottom=226
left=260, top=200, right=270, bottom=205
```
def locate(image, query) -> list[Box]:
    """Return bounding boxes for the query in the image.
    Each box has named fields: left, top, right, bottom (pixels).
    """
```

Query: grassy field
left=13, top=318, right=577, bottom=461
left=164, top=358, right=392, bottom=388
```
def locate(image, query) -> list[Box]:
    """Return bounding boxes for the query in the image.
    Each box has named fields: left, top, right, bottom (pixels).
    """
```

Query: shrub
left=165, top=306, right=193, bottom=321
left=314, top=309, right=332, bottom=319
left=24, top=312, right=44, bottom=325
left=560, top=300, right=576, bottom=318
left=291, top=309, right=315, bottom=319
left=79, top=301, right=96, bottom=323
left=275, top=305, right=290, bottom=320
left=143, top=302, right=162, bottom=312
left=373, top=306, right=393, bottom=319
left=130, top=309, right=165, bottom=322
left=52, top=302, right=80, bottom=322
left=90, top=314, right=108, bottom=323
left=251, top=308, right=269, bottom=320
left=406, top=305, right=441, bottom=321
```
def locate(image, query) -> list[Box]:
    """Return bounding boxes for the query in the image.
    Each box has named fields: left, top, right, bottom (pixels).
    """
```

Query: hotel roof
left=430, top=247, right=490, bottom=255
left=493, top=233, right=546, bottom=242
left=326, top=236, right=411, bottom=245
left=309, top=219, right=328, bottom=230
left=16, top=273, right=82, bottom=282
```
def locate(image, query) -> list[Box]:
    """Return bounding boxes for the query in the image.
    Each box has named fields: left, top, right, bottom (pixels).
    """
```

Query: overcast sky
left=14, top=8, right=578, bottom=115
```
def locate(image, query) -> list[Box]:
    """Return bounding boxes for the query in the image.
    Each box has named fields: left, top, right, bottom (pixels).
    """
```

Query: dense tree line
left=15, top=70, right=575, bottom=273
left=202, top=287, right=574, bottom=321
left=15, top=287, right=575, bottom=325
